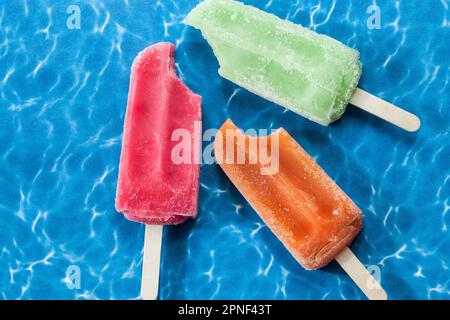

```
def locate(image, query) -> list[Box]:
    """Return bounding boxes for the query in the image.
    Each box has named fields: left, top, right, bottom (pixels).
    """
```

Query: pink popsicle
left=115, top=42, right=202, bottom=225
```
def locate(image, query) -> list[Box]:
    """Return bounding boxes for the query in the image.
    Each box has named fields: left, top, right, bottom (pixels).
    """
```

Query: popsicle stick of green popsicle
left=351, top=89, right=420, bottom=132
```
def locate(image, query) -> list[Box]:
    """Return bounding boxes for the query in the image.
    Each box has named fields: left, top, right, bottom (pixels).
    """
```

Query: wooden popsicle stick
left=350, top=88, right=421, bottom=132
left=335, top=247, right=387, bottom=300
left=141, top=224, right=163, bottom=300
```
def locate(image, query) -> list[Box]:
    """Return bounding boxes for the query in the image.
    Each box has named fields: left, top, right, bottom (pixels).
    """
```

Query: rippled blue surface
left=0, top=0, right=449, bottom=300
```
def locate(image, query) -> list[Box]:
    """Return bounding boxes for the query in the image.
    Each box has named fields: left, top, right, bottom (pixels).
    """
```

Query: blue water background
left=0, top=0, right=449, bottom=299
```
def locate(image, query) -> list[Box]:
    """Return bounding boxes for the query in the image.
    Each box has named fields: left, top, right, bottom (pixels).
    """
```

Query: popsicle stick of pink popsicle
left=115, top=43, right=201, bottom=300
left=141, top=225, right=163, bottom=300
left=351, top=89, right=421, bottom=132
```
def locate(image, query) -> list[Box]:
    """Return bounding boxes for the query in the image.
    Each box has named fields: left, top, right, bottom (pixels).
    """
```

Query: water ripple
left=0, top=0, right=448, bottom=300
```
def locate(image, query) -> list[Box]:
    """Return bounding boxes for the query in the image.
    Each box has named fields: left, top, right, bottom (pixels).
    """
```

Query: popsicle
left=186, top=0, right=420, bottom=131
left=214, top=119, right=387, bottom=299
left=115, top=42, right=202, bottom=299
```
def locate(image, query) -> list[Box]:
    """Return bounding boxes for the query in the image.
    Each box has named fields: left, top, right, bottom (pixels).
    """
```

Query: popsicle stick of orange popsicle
left=336, top=247, right=387, bottom=300
left=214, top=119, right=387, bottom=300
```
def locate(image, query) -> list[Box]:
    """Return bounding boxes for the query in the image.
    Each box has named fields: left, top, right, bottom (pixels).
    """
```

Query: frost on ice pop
left=214, top=120, right=362, bottom=269
left=115, top=42, right=202, bottom=225
left=186, top=0, right=362, bottom=126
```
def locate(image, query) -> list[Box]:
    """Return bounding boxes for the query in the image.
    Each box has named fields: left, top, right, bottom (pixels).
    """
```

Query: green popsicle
left=185, top=0, right=362, bottom=126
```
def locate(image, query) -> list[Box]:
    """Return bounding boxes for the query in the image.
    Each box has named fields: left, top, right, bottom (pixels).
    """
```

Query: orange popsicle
left=214, top=119, right=363, bottom=270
